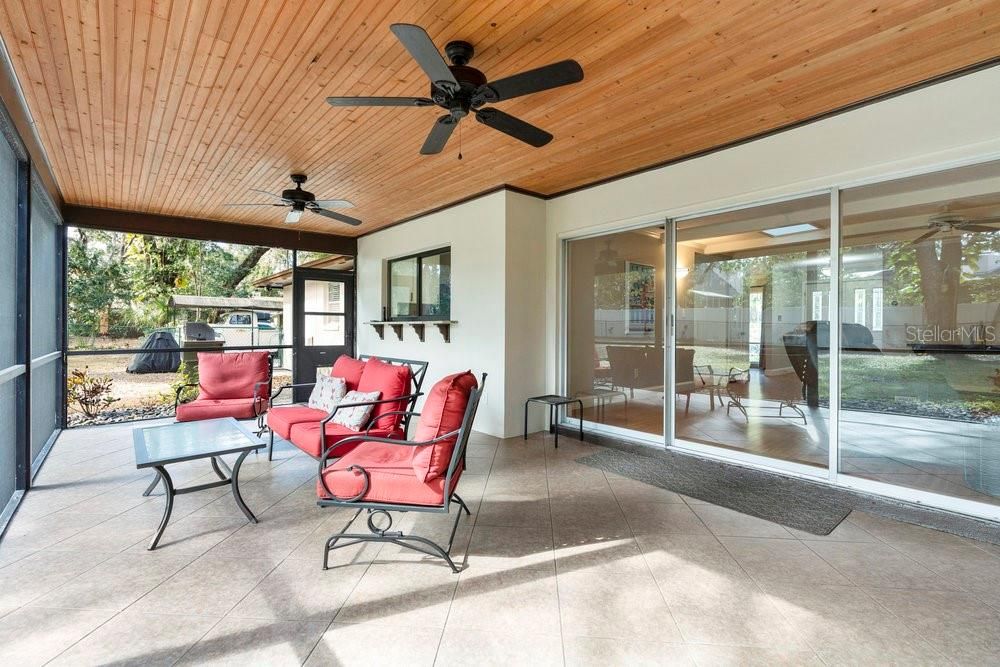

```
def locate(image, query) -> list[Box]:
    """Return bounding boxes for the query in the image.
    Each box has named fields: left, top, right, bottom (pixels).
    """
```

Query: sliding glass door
left=839, top=160, right=1000, bottom=506
left=672, top=194, right=832, bottom=470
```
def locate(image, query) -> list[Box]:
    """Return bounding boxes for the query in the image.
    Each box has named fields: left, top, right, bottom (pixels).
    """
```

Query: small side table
left=524, top=394, right=584, bottom=448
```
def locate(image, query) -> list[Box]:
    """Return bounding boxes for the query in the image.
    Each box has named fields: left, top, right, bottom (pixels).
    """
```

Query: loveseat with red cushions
left=265, top=354, right=429, bottom=461
left=317, top=371, right=486, bottom=573
left=174, top=351, right=273, bottom=430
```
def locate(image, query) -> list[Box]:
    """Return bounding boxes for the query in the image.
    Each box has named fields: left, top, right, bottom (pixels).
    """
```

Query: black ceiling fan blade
left=909, top=228, right=940, bottom=246
left=326, top=96, right=434, bottom=107
left=475, top=108, right=552, bottom=147
left=961, top=223, right=1000, bottom=233
left=476, top=59, right=583, bottom=103
left=222, top=203, right=288, bottom=207
left=389, top=23, right=459, bottom=94
left=248, top=188, right=290, bottom=202
left=311, top=207, right=362, bottom=226
left=312, top=199, right=354, bottom=209
left=421, top=114, right=459, bottom=155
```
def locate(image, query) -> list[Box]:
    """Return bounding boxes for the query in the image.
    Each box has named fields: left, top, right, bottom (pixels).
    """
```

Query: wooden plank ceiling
left=1, top=0, right=999, bottom=236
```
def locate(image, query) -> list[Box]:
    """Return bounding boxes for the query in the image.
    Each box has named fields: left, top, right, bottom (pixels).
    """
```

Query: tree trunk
left=223, top=246, right=269, bottom=292
left=914, top=236, right=961, bottom=334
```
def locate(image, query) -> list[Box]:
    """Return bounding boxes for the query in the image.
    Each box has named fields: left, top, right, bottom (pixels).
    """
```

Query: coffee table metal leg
left=575, top=400, right=584, bottom=440
left=141, top=474, right=161, bottom=497
left=210, top=456, right=232, bottom=480
left=148, top=466, right=174, bottom=550
left=230, top=449, right=258, bottom=524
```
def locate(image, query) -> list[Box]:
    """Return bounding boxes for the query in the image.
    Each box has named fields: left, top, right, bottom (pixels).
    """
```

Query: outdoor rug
left=577, top=446, right=852, bottom=535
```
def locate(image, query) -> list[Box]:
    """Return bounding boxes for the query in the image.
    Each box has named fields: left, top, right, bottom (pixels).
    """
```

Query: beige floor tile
left=47, top=511, right=163, bottom=553
left=465, top=523, right=556, bottom=572
left=437, top=628, right=563, bottom=666
left=785, top=519, right=877, bottom=542
left=0, top=510, right=115, bottom=551
left=28, top=550, right=196, bottom=611
left=0, top=605, right=116, bottom=666
left=123, top=515, right=248, bottom=555
left=177, top=616, right=327, bottom=666
left=804, top=541, right=955, bottom=590
left=557, top=569, right=682, bottom=642
left=867, top=587, right=1000, bottom=664
left=719, top=536, right=852, bottom=586
left=564, top=636, right=692, bottom=666
left=476, top=495, right=552, bottom=528
left=305, top=622, right=442, bottom=666
left=447, top=567, right=561, bottom=635
left=606, top=475, right=685, bottom=504
left=130, top=553, right=278, bottom=617
left=764, top=582, right=949, bottom=665
left=206, top=522, right=312, bottom=560
left=0, top=549, right=111, bottom=615
left=687, top=645, right=822, bottom=666
left=228, top=560, right=367, bottom=621
left=623, top=501, right=712, bottom=536
left=691, top=505, right=794, bottom=538
left=284, top=512, right=384, bottom=566
left=335, top=562, right=458, bottom=628
left=0, top=544, right=35, bottom=569
left=48, top=608, right=219, bottom=666
left=553, top=529, right=649, bottom=575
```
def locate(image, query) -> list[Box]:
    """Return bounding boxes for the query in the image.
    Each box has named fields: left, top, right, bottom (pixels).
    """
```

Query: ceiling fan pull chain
left=458, top=123, right=463, bottom=160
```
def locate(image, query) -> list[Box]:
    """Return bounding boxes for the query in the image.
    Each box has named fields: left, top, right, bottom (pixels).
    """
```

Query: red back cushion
left=411, top=371, right=477, bottom=482
left=331, top=355, right=366, bottom=391
left=197, top=352, right=270, bottom=400
left=357, top=358, right=412, bottom=431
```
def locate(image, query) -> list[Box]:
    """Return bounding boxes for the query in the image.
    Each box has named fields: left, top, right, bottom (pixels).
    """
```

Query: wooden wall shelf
left=366, top=320, right=456, bottom=343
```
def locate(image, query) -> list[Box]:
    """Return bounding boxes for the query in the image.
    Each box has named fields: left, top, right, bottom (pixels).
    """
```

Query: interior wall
left=546, top=64, right=1000, bottom=395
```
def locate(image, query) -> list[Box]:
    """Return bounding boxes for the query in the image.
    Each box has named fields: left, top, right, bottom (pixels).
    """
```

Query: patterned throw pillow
left=308, top=375, right=347, bottom=412
left=330, top=390, right=381, bottom=431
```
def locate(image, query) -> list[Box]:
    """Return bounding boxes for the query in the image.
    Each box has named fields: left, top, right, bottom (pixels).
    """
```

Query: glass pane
left=675, top=194, right=831, bottom=469
left=389, top=257, right=418, bottom=318
left=0, top=137, right=17, bottom=370
left=31, top=195, right=59, bottom=358
left=421, top=251, right=451, bottom=318
left=303, top=279, right=344, bottom=313
left=567, top=227, right=665, bottom=436
left=841, top=160, right=1000, bottom=506
left=303, top=314, right=345, bottom=347
left=31, top=358, right=59, bottom=462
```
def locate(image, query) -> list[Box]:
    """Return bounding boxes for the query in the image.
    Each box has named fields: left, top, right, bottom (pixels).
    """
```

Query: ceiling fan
left=326, top=23, right=584, bottom=155
left=908, top=212, right=1000, bottom=245
left=225, top=174, right=362, bottom=226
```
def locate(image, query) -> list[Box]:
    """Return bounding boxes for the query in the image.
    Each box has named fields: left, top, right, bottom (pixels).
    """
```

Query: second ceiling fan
left=327, top=23, right=584, bottom=155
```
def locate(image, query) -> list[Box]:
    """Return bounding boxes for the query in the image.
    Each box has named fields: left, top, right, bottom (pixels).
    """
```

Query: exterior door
left=293, top=269, right=354, bottom=402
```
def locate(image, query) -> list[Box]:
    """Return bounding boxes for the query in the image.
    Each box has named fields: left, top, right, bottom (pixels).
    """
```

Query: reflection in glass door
left=673, top=194, right=832, bottom=470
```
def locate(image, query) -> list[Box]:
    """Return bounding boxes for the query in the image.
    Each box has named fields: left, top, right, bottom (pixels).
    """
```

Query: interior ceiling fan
left=225, top=174, right=361, bottom=226
left=908, top=212, right=1000, bottom=245
left=326, top=23, right=584, bottom=155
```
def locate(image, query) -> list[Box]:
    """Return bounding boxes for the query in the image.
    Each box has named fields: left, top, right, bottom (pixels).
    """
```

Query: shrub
left=171, top=360, right=200, bottom=404
left=66, top=367, right=119, bottom=418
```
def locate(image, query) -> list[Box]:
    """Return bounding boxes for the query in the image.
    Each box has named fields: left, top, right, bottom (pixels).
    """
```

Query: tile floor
left=1, top=419, right=999, bottom=665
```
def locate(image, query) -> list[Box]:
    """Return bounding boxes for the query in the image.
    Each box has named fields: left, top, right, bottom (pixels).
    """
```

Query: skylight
left=762, top=223, right=818, bottom=237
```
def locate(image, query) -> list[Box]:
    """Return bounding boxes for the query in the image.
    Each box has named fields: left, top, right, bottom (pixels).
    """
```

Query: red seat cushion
left=412, top=371, right=478, bottom=482
left=267, top=405, right=327, bottom=440
left=176, top=397, right=260, bottom=422
left=197, top=351, right=270, bottom=400
left=357, top=358, right=412, bottom=432
left=317, top=441, right=463, bottom=505
left=331, top=355, right=366, bottom=391
left=288, top=421, right=400, bottom=459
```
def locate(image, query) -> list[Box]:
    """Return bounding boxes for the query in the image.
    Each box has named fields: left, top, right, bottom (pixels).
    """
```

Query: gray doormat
left=578, top=447, right=853, bottom=535
left=576, top=442, right=1000, bottom=543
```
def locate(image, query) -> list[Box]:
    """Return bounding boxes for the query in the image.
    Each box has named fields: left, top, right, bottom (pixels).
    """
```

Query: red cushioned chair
left=266, top=354, right=429, bottom=461
left=316, top=371, right=486, bottom=573
left=175, top=351, right=273, bottom=431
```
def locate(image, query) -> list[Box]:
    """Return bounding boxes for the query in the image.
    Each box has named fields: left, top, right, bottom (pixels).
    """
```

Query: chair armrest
left=174, top=383, right=199, bottom=410
left=365, top=410, right=421, bottom=434
left=269, top=382, right=317, bottom=406
left=319, top=428, right=460, bottom=472
left=252, top=381, right=269, bottom=416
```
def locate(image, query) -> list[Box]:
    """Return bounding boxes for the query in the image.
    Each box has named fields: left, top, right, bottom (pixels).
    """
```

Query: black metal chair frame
left=723, top=366, right=807, bottom=425
left=173, top=351, right=275, bottom=435
left=315, top=374, right=487, bottom=573
left=265, top=355, right=430, bottom=461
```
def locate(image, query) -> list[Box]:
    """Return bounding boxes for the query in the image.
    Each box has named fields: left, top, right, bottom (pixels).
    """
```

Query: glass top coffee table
left=133, top=417, right=265, bottom=550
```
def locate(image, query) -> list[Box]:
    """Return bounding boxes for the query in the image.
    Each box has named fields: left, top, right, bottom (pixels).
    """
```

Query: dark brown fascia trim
left=358, top=183, right=545, bottom=238
left=0, top=35, right=62, bottom=208
left=544, top=56, right=1000, bottom=200
left=62, top=205, right=358, bottom=255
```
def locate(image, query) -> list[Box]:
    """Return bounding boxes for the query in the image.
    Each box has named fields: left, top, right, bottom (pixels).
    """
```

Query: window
left=854, top=288, right=866, bottom=326
left=230, top=313, right=251, bottom=325
left=811, top=291, right=824, bottom=320
left=387, top=248, right=451, bottom=320
left=871, top=287, right=883, bottom=332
